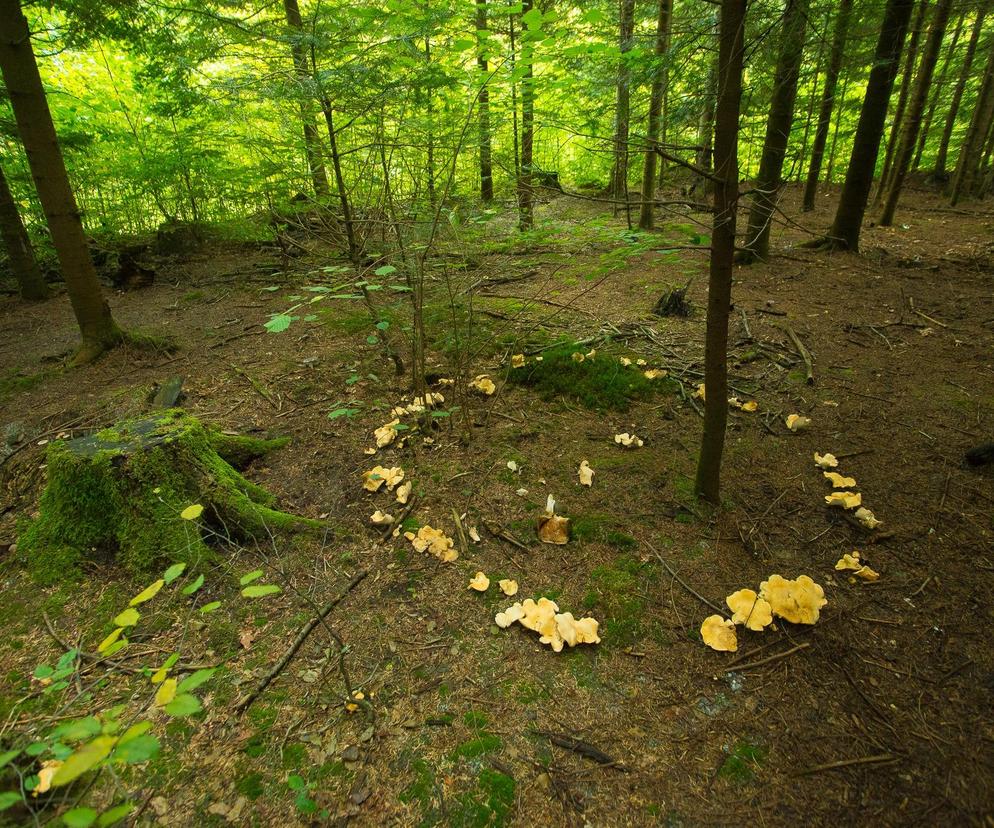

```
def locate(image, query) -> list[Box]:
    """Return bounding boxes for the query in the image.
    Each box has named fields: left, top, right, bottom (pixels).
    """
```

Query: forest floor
left=1, top=182, right=993, bottom=827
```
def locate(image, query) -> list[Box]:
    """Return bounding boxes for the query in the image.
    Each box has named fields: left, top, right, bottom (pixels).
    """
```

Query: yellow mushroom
left=468, top=571, right=490, bottom=591
left=824, top=471, right=857, bottom=488
left=511, top=354, right=525, bottom=368
left=759, top=574, right=827, bottom=625
left=814, top=452, right=838, bottom=469
left=578, top=460, right=595, bottom=486
left=835, top=552, right=862, bottom=571
left=700, top=615, right=737, bottom=652
left=825, top=491, right=861, bottom=509
left=405, top=525, right=457, bottom=562
left=499, top=578, right=519, bottom=596
left=785, top=414, right=811, bottom=432
left=854, top=507, right=881, bottom=529
left=725, top=589, right=773, bottom=631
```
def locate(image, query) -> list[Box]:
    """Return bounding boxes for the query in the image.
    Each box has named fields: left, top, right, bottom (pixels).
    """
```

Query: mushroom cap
left=760, top=574, right=827, bottom=625
left=578, top=460, right=594, bottom=486
left=374, top=418, right=401, bottom=448
left=408, top=525, right=457, bottom=562
left=854, top=507, right=881, bottom=528
left=825, top=491, right=861, bottom=509
left=835, top=552, right=862, bottom=571
left=814, top=452, right=839, bottom=468
left=701, top=615, right=737, bottom=652
left=538, top=514, right=570, bottom=545
left=495, top=603, right=524, bottom=628
left=725, top=589, right=773, bottom=631
left=469, top=571, right=490, bottom=591
left=370, top=510, right=394, bottom=525
left=511, top=353, right=525, bottom=368
left=395, top=481, right=413, bottom=504
left=824, top=471, right=857, bottom=488
left=786, top=414, right=811, bottom=431
left=499, top=579, right=519, bottom=597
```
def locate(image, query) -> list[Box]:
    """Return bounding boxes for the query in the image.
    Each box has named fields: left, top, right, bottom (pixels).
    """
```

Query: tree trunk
left=657, top=2, right=677, bottom=189
left=0, top=161, right=49, bottom=300
left=802, top=0, right=853, bottom=211
left=509, top=9, right=520, bottom=181
left=825, top=0, right=915, bottom=251
left=879, top=0, right=953, bottom=225
left=318, top=93, right=360, bottom=264
left=608, top=0, right=636, bottom=204
left=695, top=0, right=746, bottom=504
left=796, top=18, right=826, bottom=184
left=875, top=0, right=930, bottom=204
left=517, top=0, right=535, bottom=231
left=638, top=0, right=673, bottom=230
left=826, top=74, right=850, bottom=183
left=935, top=5, right=985, bottom=176
left=913, top=8, right=964, bottom=170
left=949, top=38, right=994, bottom=204
left=739, top=0, right=808, bottom=263
left=694, top=60, right=717, bottom=195
left=476, top=0, right=494, bottom=202
left=283, top=0, right=329, bottom=198
left=0, top=0, right=121, bottom=362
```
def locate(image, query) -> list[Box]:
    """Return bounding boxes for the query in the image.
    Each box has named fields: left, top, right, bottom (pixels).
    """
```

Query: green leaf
left=103, top=640, right=128, bottom=657
left=52, top=717, right=102, bottom=743
left=199, top=601, right=222, bottom=614
left=51, top=736, right=116, bottom=786
left=163, top=694, right=202, bottom=717
left=239, top=570, right=264, bottom=586
left=97, top=628, right=124, bottom=653
left=328, top=407, right=359, bottom=419
left=0, top=792, right=23, bottom=813
left=388, top=284, right=412, bottom=292
left=182, top=574, right=204, bottom=595
left=163, top=563, right=186, bottom=584
left=97, top=802, right=134, bottom=826
left=373, top=265, right=396, bottom=276
left=264, top=313, right=294, bottom=333
left=129, top=580, right=164, bottom=606
left=375, top=320, right=390, bottom=331
left=112, top=734, right=159, bottom=764
left=33, top=664, right=54, bottom=679
left=62, top=807, right=98, bottom=828
left=366, top=335, right=379, bottom=345
left=241, top=584, right=281, bottom=598
left=25, top=741, right=47, bottom=757
left=0, top=750, right=20, bottom=770
left=180, top=504, right=203, bottom=521
left=177, top=668, right=216, bottom=693
left=113, top=608, right=140, bottom=628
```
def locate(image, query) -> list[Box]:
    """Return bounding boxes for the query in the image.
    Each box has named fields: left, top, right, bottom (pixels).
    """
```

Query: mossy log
left=18, top=410, right=318, bottom=583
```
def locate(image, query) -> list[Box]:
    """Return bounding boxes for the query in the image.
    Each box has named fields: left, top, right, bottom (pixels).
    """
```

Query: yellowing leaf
left=113, top=608, right=140, bottom=628
left=700, top=615, right=737, bottom=652
left=129, top=579, right=164, bottom=606
left=180, top=504, right=204, bottom=521
left=823, top=471, right=856, bottom=488
left=468, top=572, right=490, bottom=591
left=51, top=737, right=115, bottom=786
left=825, top=491, right=861, bottom=509
left=97, top=627, right=124, bottom=654
left=155, top=678, right=177, bottom=708
left=578, top=460, right=594, bottom=486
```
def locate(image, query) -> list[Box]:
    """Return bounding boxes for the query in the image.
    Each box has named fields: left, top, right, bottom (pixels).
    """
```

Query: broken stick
left=782, top=324, right=814, bottom=385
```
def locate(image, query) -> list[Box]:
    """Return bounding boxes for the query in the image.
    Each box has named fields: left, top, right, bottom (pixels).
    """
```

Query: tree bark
left=608, top=0, right=636, bottom=204
left=935, top=5, right=985, bottom=176
left=0, top=161, right=49, bottom=300
left=476, top=0, right=494, bottom=202
left=826, top=74, right=850, bottom=183
left=913, top=8, right=964, bottom=170
left=517, top=0, right=535, bottom=231
left=878, top=0, right=952, bottom=225
left=739, top=0, right=808, bottom=263
left=824, top=0, right=915, bottom=251
left=875, top=0, right=930, bottom=205
left=695, top=0, right=746, bottom=504
left=0, top=0, right=120, bottom=362
left=949, top=37, right=994, bottom=204
left=283, top=0, right=329, bottom=198
left=802, top=0, right=852, bottom=211
left=638, top=0, right=673, bottom=230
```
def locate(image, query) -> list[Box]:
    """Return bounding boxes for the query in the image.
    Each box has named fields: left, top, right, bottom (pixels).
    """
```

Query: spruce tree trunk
left=476, top=0, right=494, bottom=202
left=695, top=0, right=746, bottom=504
left=695, top=60, right=717, bottom=193
left=509, top=10, right=520, bottom=182
left=935, top=6, right=985, bottom=176
left=638, top=0, right=673, bottom=230
left=0, top=0, right=121, bottom=362
left=802, top=0, right=852, bottom=211
left=739, top=0, right=808, bottom=263
left=796, top=19, right=827, bottom=184
left=875, top=0, right=930, bottom=204
left=913, top=9, right=964, bottom=170
left=283, top=0, right=329, bottom=198
left=949, top=39, right=994, bottom=204
left=608, top=0, right=636, bottom=204
left=317, top=94, right=360, bottom=264
left=825, top=0, right=914, bottom=251
left=826, top=74, right=851, bottom=183
left=517, top=0, right=535, bottom=231
left=0, top=161, right=49, bottom=300
left=879, top=0, right=952, bottom=225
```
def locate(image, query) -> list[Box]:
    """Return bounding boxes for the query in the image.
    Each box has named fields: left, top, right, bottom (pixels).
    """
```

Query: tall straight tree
left=0, top=0, right=121, bottom=362
left=638, top=0, right=673, bottom=230
left=935, top=6, right=986, bottom=176
left=0, top=161, right=48, bottom=300
left=913, top=8, right=964, bottom=170
left=608, top=0, right=636, bottom=204
left=875, top=0, right=930, bottom=204
left=802, top=0, right=852, bottom=211
left=949, top=37, right=994, bottom=203
left=283, top=0, right=329, bottom=198
left=878, top=0, right=953, bottom=225
left=738, top=0, right=808, bottom=263
left=820, top=0, right=915, bottom=251
left=517, top=0, right=535, bottom=230
left=695, top=0, right=746, bottom=503
left=476, top=0, right=494, bottom=202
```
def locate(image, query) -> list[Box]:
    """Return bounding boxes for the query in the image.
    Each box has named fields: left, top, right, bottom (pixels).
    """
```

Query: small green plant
left=718, top=740, right=767, bottom=784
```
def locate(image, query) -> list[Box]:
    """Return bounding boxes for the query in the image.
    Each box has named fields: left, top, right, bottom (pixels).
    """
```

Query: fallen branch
left=483, top=518, right=530, bottom=552
left=234, top=570, right=368, bottom=714
left=724, top=642, right=810, bottom=672
left=533, top=730, right=628, bottom=771
left=383, top=497, right=416, bottom=543
left=794, top=753, right=897, bottom=776
left=645, top=543, right=726, bottom=615
left=781, top=324, right=814, bottom=385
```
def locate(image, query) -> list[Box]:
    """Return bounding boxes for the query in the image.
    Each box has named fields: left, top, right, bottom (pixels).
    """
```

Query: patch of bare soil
left=1, top=184, right=993, bottom=826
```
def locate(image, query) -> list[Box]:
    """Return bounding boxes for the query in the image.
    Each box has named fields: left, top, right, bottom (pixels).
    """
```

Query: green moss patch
left=582, top=554, right=658, bottom=646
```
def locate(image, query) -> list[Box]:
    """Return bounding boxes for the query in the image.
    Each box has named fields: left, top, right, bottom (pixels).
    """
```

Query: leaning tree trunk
left=879, top=0, right=953, bottom=225
left=0, top=0, right=121, bottom=363
left=824, top=0, right=915, bottom=252
left=608, top=0, right=636, bottom=206
left=638, top=0, right=673, bottom=230
left=476, top=0, right=494, bottom=203
left=875, top=0, right=930, bottom=205
left=283, top=0, right=329, bottom=198
left=803, top=0, right=853, bottom=211
left=695, top=0, right=746, bottom=504
left=935, top=5, right=985, bottom=176
left=738, top=0, right=808, bottom=263
left=913, top=8, right=964, bottom=170
left=949, top=38, right=994, bottom=204
left=0, top=161, right=49, bottom=300
left=517, top=0, right=535, bottom=231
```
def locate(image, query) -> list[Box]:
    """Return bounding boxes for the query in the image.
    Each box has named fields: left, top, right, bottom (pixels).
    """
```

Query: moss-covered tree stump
left=18, top=410, right=319, bottom=582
